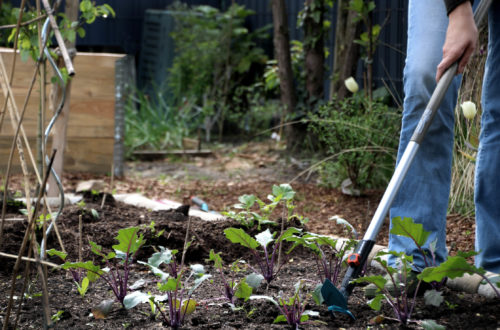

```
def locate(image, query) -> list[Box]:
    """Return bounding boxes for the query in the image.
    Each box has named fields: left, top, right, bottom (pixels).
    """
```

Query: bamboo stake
left=41, top=0, right=75, bottom=76
left=13, top=237, right=34, bottom=330
left=78, top=214, right=83, bottom=263
left=0, top=252, right=60, bottom=269
left=0, top=0, right=26, bottom=134
left=101, top=164, right=115, bottom=209
left=2, top=151, right=55, bottom=330
left=30, top=235, right=53, bottom=329
left=0, top=29, right=66, bottom=254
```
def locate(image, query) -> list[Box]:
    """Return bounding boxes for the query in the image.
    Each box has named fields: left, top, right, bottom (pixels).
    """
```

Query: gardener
left=388, top=0, right=500, bottom=274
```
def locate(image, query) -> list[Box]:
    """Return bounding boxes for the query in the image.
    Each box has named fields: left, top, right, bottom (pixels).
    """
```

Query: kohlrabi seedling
left=224, top=226, right=301, bottom=285
left=62, top=226, right=145, bottom=307
left=250, top=280, right=324, bottom=328
left=286, top=231, right=357, bottom=286
left=354, top=250, right=427, bottom=325
left=207, top=249, right=252, bottom=305
left=123, top=247, right=211, bottom=329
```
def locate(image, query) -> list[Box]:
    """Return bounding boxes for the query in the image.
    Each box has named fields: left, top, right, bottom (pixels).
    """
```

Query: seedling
left=354, top=250, right=425, bottom=325
left=223, top=194, right=276, bottom=229
left=207, top=249, right=252, bottom=305
left=124, top=247, right=211, bottom=329
left=223, top=184, right=307, bottom=230
left=224, top=227, right=301, bottom=285
left=63, top=227, right=145, bottom=307
left=250, top=280, right=324, bottom=328
left=286, top=231, right=357, bottom=285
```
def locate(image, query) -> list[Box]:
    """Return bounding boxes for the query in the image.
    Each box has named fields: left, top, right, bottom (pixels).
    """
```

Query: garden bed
left=0, top=193, right=498, bottom=329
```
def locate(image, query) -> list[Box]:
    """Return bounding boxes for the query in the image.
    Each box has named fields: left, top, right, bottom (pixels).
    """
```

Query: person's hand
left=436, top=2, right=478, bottom=82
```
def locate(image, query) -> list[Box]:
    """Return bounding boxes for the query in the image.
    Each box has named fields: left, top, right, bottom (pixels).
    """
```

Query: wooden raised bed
left=0, top=48, right=123, bottom=174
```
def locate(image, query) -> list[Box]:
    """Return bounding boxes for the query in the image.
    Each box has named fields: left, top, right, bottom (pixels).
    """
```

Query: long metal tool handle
left=340, top=0, right=492, bottom=298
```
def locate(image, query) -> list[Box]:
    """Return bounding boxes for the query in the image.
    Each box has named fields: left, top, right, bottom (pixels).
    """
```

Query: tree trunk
left=303, top=0, right=325, bottom=102
left=47, top=0, right=78, bottom=197
left=329, top=0, right=361, bottom=100
left=271, top=0, right=297, bottom=150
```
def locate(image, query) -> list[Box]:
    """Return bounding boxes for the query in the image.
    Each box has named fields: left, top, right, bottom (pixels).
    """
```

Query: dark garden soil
left=1, top=141, right=498, bottom=329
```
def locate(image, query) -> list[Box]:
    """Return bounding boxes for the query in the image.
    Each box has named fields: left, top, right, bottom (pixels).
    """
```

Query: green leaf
left=234, top=280, right=252, bottom=301
left=423, top=289, right=444, bottom=307
left=255, top=229, right=274, bottom=247
left=279, top=227, right=302, bottom=242
left=367, top=294, right=384, bottom=311
left=62, top=261, right=102, bottom=282
left=238, top=194, right=256, bottom=208
left=89, top=241, right=103, bottom=256
left=147, top=246, right=174, bottom=267
left=123, top=291, right=150, bottom=309
left=273, top=315, right=288, bottom=324
left=112, top=227, right=145, bottom=255
left=419, top=256, right=485, bottom=283
left=158, top=277, right=179, bottom=292
left=390, top=216, right=430, bottom=248
left=272, top=184, right=295, bottom=200
left=77, top=277, right=89, bottom=297
left=80, top=0, right=92, bottom=12
left=353, top=275, right=387, bottom=289
left=189, top=274, right=211, bottom=295
left=102, top=4, right=116, bottom=17
left=421, top=319, right=446, bottom=330
left=190, top=264, right=205, bottom=275
left=181, top=299, right=197, bottom=315
left=46, top=249, right=67, bottom=261
left=224, top=227, right=259, bottom=249
left=312, top=283, right=324, bottom=305
left=245, top=273, right=264, bottom=289
left=77, top=27, right=86, bottom=39
left=208, top=249, right=223, bottom=269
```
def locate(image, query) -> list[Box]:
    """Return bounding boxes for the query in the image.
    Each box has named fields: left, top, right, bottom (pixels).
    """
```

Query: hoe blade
left=321, top=279, right=355, bottom=320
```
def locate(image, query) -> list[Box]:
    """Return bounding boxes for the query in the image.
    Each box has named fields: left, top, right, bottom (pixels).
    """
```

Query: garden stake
left=3, top=151, right=55, bottom=330
left=321, top=0, right=493, bottom=319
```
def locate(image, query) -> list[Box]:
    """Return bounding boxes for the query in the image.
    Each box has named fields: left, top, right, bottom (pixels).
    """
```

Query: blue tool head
left=321, top=279, right=355, bottom=320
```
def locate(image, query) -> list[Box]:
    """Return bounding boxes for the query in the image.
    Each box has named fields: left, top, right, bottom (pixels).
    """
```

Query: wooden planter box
left=0, top=48, right=123, bottom=174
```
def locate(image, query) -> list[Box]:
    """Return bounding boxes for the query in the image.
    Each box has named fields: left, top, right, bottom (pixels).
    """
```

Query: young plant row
left=49, top=185, right=499, bottom=329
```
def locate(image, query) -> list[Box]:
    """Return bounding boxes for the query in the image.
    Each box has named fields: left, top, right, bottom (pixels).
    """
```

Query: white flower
left=344, top=77, right=359, bottom=93
left=461, top=101, right=477, bottom=119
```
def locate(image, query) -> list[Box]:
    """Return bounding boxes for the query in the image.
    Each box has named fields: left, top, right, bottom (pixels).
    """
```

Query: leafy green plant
left=167, top=2, right=268, bottom=140
left=223, top=184, right=307, bottom=230
left=124, top=247, right=211, bottom=329
left=124, top=87, right=190, bottom=157
left=250, top=280, right=324, bottom=328
left=224, top=227, right=301, bottom=285
left=223, top=194, right=276, bottom=229
left=207, top=249, right=252, bottom=306
left=354, top=250, right=426, bottom=325
left=286, top=231, right=357, bottom=285
left=51, top=310, right=65, bottom=323
left=309, top=87, right=401, bottom=191
left=6, top=1, right=114, bottom=62
left=62, top=227, right=145, bottom=307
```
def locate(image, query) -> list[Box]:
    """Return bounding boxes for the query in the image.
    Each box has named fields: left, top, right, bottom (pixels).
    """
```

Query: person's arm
left=436, top=1, right=478, bottom=81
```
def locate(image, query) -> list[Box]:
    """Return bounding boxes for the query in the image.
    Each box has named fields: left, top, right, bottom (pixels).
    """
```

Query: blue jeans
left=388, top=0, right=500, bottom=274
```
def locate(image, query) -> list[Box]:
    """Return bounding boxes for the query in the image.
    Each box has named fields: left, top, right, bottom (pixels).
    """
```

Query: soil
left=1, top=141, right=498, bottom=329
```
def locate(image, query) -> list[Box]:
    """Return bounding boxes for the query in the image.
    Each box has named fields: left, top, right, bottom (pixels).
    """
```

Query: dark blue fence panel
left=8, top=0, right=407, bottom=98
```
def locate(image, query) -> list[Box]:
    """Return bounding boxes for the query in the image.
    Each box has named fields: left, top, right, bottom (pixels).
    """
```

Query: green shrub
left=309, top=88, right=401, bottom=191
left=167, top=2, right=269, bottom=140
left=124, top=87, right=191, bottom=158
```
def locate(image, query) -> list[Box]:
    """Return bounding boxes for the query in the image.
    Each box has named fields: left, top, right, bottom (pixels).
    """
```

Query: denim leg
left=475, top=3, right=500, bottom=274
left=388, top=0, right=461, bottom=270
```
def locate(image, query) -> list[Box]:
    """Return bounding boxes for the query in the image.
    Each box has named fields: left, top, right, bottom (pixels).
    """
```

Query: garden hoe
left=321, top=0, right=493, bottom=320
